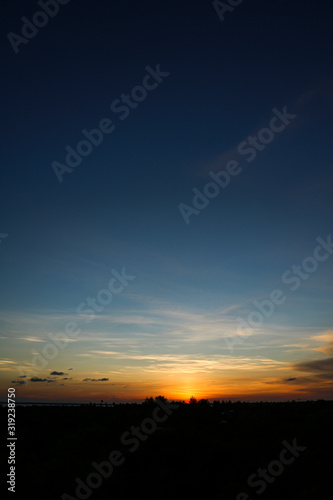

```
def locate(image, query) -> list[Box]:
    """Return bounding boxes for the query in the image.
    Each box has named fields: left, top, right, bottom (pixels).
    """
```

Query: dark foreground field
left=1, top=399, right=332, bottom=500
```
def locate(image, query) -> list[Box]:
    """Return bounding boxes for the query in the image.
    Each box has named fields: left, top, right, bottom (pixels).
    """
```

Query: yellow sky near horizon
left=1, top=329, right=333, bottom=402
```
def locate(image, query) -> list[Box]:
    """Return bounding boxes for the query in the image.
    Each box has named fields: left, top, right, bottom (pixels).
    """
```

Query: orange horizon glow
left=2, top=331, right=333, bottom=403
left=2, top=378, right=332, bottom=404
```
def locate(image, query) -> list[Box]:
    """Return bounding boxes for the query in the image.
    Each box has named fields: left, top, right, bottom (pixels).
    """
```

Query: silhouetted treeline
left=0, top=399, right=332, bottom=500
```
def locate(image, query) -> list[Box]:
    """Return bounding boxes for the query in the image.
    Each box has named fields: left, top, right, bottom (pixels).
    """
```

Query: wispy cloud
left=16, top=337, right=46, bottom=342
left=80, top=350, right=287, bottom=374
left=309, top=330, right=333, bottom=355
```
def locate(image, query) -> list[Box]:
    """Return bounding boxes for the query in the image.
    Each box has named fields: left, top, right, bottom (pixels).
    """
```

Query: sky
left=0, top=0, right=333, bottom=403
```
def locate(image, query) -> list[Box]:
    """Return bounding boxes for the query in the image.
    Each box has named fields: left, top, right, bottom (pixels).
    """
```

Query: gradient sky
left=1, top=0, right=333, bottom=402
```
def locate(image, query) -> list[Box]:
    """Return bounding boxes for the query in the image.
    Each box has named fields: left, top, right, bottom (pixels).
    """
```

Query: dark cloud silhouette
left=291, top=357, right=333, bottom=389
left=293, top=357, right=333, bottom=375
left=30, top=377, right=56, bottom=383
left=50, top=371, right=65, bottom=376
left=82, top=378, right=109, bottom=382
left=11, top=380, right=25, bottom=385
left=19, top=375, right=27, bottom=378
left=266, top=376, right=316, bottom=386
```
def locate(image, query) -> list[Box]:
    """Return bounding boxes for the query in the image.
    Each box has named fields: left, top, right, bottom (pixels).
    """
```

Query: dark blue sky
left=1, top=0, right=333, bottom=401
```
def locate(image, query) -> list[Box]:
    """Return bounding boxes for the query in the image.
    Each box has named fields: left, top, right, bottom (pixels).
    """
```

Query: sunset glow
left=1, top=1, right=332, bottom=406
